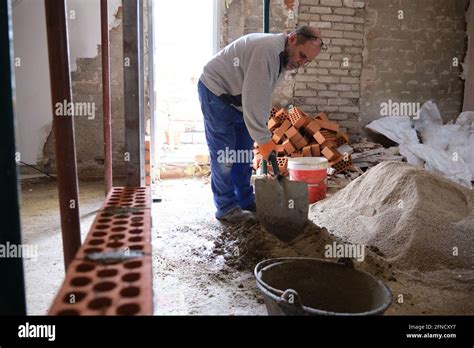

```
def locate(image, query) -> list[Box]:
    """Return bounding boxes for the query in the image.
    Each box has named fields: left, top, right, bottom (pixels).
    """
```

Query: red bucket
left=288, top=157, right=329, bottom=204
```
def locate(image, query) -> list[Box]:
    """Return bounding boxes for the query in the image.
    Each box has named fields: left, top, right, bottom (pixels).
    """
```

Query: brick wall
left=361, top=0, right=469, bottom=126
left=295, top=0, right=366, bottom=137
left=221, top=0, right=299, bottom=107
left=223, top=0, right=469, bottom=140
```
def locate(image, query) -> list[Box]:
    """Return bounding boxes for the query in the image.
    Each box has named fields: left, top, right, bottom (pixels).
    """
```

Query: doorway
left=153, top=0, right=218, bottom=179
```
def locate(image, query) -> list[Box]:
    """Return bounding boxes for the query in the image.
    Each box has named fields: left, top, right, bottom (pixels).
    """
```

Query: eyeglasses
left=297, top=33, right=328, bottom=51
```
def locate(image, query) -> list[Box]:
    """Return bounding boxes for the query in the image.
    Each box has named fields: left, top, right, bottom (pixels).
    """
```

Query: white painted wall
left=12, top=0, right=53, bottom=165
left=67, top=0, right=122, bottom=71
left=12, top=0, right=121, bottom=165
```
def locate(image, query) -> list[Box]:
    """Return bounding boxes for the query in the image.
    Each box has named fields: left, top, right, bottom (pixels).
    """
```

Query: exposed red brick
left=272, top=133, right=283, bottom=144
left=282, top=139, right=296, bottom=155
left=49, top=187, right=153, bottom=316
left=274, top=119, right=292, bottom=137
left=311, top=144, right=321, bottom=157
left=302, top=146, right=312, bottom=157
left=322, top=147, right=341, bottom=161
left=284, top=126, right=301, bottom=142
left=322, top=140, right=337, bottom=149
left=316, top=112, right=329, bottom=122
left=304, top=120, right=321, bottom=136
left=289, top=107, right=310, bottom=130
left=276, top=144, right=285, bottom=155
left=268, top=117, right=281, bottom=131
left=313, top=131, right=328, bottom=145
left=269, top=107, right=278, bottom=120
left=330, top=155, right=353, bottom=174
left=315, top=119, right=340, bottom=133
left=274, top=108, right=289, bottom=123
left=293, top=136, right=309, bottom=150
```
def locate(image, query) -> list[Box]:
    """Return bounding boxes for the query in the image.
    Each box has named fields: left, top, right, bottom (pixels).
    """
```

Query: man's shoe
left=244, top=202, right=257, bottom=212
left=217, top=207, right=256, bottom=224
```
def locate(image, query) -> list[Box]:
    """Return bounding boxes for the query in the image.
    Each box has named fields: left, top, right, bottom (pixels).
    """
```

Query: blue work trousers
left=197, top=80, right=254, bottom=218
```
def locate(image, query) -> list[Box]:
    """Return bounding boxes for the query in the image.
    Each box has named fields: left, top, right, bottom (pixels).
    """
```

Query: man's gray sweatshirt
left=200, top=33, right=287, bottom=145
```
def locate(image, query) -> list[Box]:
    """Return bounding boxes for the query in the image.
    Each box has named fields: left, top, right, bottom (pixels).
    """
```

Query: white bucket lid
left=288, top=157, right=329, bottom=170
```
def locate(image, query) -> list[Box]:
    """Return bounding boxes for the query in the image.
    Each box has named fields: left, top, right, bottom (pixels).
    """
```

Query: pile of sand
left=309, top=161, right=474, bottom=271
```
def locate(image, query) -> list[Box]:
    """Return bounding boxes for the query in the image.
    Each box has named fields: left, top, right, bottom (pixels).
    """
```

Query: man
left=198, top=26, right=325, bottom=223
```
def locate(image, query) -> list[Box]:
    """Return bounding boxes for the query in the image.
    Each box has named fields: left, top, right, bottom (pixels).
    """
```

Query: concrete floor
left=19, top=176, right=267, bottom=315
left=19, top=176, right=474, bottom=315
left=20, top=178, right=105, bottom=314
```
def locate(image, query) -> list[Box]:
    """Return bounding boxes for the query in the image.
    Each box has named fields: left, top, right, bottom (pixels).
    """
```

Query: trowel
left=255, top=153, right=309, bottom=241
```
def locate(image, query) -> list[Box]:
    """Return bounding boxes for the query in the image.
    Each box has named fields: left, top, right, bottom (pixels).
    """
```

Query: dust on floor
left=20, top=173, right=473, bottom=315
left=153, top=175, right=474, bottom=315
left=20, top=178, right=107, bottom=314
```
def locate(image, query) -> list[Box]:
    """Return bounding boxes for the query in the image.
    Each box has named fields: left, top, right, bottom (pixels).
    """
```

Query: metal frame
left=0, top=0, right=27, bottom=315
left=44, top=0, right=82, bottom=269
left=101, top=0, right=113, bottom=193
left=123, top=0, right=145, bottom=187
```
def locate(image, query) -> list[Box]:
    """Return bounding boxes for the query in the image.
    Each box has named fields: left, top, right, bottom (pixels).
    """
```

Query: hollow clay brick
left=322, top=146, right=341, bottom=161
left=282, top=139, right=296, bottom=155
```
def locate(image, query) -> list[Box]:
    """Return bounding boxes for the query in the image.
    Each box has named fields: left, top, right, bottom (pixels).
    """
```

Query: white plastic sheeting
left=366, top=101, right=473, bottom=189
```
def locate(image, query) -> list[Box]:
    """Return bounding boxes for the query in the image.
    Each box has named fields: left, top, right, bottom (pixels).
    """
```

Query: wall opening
left=152, top=0, right=217, bottom=179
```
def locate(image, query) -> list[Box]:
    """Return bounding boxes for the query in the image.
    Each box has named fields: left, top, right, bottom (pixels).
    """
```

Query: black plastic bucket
left=255, top=257, right=392, bottom=316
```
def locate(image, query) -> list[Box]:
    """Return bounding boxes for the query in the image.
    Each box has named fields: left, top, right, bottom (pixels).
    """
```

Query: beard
left=282, top=48, right=299, bottom=70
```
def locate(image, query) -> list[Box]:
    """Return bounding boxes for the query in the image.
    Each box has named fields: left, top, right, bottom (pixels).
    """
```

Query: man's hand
left=258, top=140, right=278, bottom=161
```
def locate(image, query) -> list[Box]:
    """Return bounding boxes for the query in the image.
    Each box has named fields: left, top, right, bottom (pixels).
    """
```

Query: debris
left=366, top=101, right=473, bottom=188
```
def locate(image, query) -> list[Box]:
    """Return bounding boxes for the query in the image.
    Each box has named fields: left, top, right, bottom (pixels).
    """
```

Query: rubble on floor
left=351, top=140, right=405, bottom=170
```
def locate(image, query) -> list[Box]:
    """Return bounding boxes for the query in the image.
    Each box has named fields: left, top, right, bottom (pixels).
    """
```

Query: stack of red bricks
left=253, top=107, right=352, bottom=175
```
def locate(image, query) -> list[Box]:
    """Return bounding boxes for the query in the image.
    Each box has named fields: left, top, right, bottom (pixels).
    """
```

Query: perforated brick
left=48, top=258, right=152, bottom=316
left=259, top=156, right=288, bottom=176
left=289, top=107, right=310, bottom=130
left=49, top=187, right=153, bottom=316
left=330, top=156, right=353, bottom=174
left=304, top=120, right=321, bottom=136
left=322, top=146, right=341, bottom=161
left=315, top=119, right=340, bottom=133
left=274, top=119, right=292, bottom=138
left=311, top=144, right=321, bottom=157
left=274, top=108, right=289, bottom=123
left=267, top=117, right=281, bottom=131
left=302, top=145, right=312, bottom=157
left=293, top=136, right=309, bottom=150
left=283, top=139, right=296, bottom=155
left=269, top=107, right=278, bottom=119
